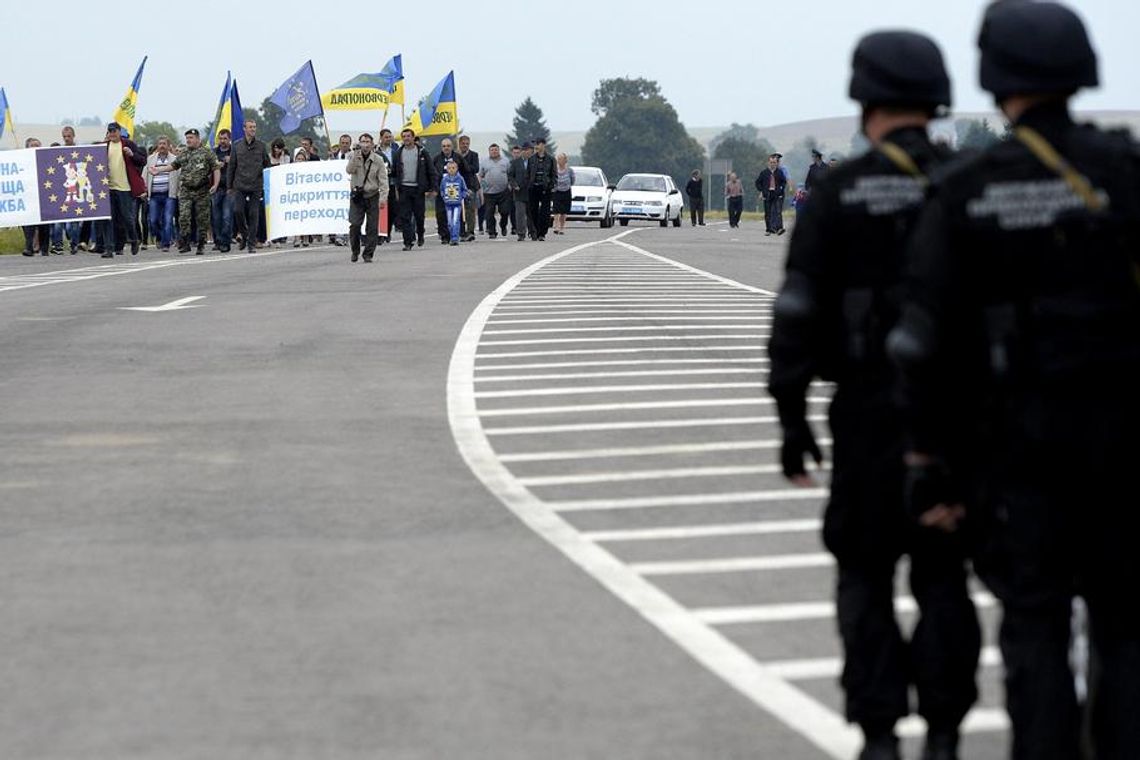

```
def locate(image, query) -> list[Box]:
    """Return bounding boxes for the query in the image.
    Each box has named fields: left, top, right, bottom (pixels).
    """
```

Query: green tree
left=131, top=120, right=184, bottom=149
left=590, top=77, right=661, bottom=116
left=714, top=136, right=773, bottom=212
left=581, top=86, right=705, bottom=191
left=956, top=118, right=1001, bottom=151
left=709, top=122, right=762, bottom=155
left=505, top=97, right=554, bottom=153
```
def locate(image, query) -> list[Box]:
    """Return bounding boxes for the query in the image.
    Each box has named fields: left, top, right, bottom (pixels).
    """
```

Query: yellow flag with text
left=111, top=57, right=147, bottom=137
left=402, top=71, right=458, bottom=137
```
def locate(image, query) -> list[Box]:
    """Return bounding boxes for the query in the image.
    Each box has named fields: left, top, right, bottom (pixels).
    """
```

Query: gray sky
left=6, top=0, right=1138, bottom=134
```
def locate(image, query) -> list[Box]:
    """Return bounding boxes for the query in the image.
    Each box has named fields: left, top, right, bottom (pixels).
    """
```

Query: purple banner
left=35, top=144, right=111, bottom=223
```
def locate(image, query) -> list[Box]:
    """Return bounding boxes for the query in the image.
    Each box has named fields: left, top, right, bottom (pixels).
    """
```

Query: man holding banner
left=344, top=133, right=388, bottom=263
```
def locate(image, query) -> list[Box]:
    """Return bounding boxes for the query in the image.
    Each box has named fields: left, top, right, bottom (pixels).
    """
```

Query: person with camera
left=345, top=133, right=389, bottom=263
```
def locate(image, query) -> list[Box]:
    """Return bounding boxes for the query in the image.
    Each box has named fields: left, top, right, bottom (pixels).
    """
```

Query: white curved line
left=446, top=231, right=857, bottom=759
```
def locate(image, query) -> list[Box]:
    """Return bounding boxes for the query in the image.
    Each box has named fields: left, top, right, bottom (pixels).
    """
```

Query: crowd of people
left=769, top=3, right=1139, bottom=760
left=18, top=122, right=592, bottom=262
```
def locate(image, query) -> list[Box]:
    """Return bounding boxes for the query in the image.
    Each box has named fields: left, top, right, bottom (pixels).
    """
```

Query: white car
left=612, top=173, right=684, bottom=227
left=567, top=166, right=614, bottom=228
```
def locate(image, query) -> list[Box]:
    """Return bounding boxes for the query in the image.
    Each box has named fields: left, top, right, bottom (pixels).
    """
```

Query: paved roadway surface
left=1, top=223, right=1007, bottom=759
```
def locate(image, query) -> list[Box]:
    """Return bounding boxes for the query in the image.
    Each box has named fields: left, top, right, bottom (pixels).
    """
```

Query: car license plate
left=570, top=205, right=585, bottom=214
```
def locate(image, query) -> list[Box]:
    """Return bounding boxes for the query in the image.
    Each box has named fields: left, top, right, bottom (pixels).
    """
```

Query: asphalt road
left=0, top=222, right=1007, bottom=759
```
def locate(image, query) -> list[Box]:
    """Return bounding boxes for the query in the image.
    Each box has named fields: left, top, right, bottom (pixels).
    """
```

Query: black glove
left=904, top=458, right=956, bottom=522
left=781, top=420, right=823, bottom=480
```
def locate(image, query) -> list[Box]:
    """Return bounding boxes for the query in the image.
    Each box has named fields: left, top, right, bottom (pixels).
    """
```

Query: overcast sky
left=5, top=0, right=1137, bottom=134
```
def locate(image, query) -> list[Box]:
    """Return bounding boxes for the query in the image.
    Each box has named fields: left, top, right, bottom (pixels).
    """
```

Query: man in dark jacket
left=457, top=134, right=480, bottom=241
left=392, top=128, right=437, bottom=251
left=226, top=119, right=270, bottom=252
left=755, top=153, right=789, bottom=235
left=507, top=143, right=533, bottom=240
left=432, top=138, right=474, bottom=244
left=685, top=169, right=705, bottom=226
left=526, top=137, right=556, bottom=241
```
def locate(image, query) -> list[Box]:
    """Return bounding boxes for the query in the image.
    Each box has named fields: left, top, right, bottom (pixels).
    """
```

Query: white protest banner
left=0, top=148, right=41, bottom=226
left=0, top=144, right=113, bottom=228
left=264, top=160, right=351, bottom=239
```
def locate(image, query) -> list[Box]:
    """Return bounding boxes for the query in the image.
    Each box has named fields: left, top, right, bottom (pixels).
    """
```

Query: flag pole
left=308, top=60, right=334, bottom=154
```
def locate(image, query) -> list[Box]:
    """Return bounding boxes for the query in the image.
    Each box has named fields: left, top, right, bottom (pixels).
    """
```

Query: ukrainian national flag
left=213, top=75, right=244, bottom=147
left=380, top=54, right=404, bottom=106
left=0, top=88, right=13, bottom=143
left=402, top=71, right=458, bottom=137
left=111, top=56, right=147, bottom=137
left=321, top=72, right=391, bottom=112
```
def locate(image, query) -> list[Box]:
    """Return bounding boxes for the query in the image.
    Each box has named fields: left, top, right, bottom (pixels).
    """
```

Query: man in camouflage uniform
left=151, top=128, right=220, bottom=254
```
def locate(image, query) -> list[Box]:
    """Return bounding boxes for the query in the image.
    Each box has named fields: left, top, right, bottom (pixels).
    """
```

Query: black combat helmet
left=849, top=31, right=952, bottom=112
left=978, top=1, right=1098, bottom=99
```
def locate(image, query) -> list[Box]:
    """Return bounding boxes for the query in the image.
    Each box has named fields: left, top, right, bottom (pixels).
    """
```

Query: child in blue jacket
left=440, top=160, right=468, bottom=245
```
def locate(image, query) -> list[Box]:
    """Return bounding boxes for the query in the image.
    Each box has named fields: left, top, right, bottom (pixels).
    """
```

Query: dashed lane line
left=517, top=465, right=790, bottom=486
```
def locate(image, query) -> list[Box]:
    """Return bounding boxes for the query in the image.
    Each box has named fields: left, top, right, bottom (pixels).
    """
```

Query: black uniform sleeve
left=767, top=180, right=841, bottom=426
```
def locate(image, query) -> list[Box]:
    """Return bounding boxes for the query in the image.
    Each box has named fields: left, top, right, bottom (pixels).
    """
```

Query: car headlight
left=586, top=196, right=602, bottom=202
left=645, top=201, right=664, bottom=207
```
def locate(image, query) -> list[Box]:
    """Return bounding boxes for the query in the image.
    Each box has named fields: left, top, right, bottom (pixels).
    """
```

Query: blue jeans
left=211, top=189, right=233, bottom=247
left=51, top=222, right=81, bottom=249
left=446, top=204, right=462, bottom=242
left=148, top=193, right=177, bottom=248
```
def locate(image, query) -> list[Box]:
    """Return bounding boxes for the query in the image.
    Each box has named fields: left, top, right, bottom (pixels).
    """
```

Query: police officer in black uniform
left=889, top=3, right=1140, bottom=759
left=768, top=31, right=981, bottom=760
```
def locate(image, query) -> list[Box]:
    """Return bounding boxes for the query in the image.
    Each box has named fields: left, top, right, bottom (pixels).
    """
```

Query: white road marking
left=0, top=245, right=321, bottom=293
left=479, top=335, right=770, bottom=346
left=582, top=519, right=823, bottom=542
left=478, top=397, right=829, bottom=417
left=631, top=553, right=835, bottom=576
left=475, top=368, right=764, bottom=382
left=757, top=647, right=1003, bottom=681
left=476, top=347, right=767, bottom=359
left=475, top=358, right=769, bottom=371
left=518, top=465, right=788, bottom=486
left=483, top=416, right=825, bottom=437
left=482, top=324, right=768, bottom=335
left=498, top=440, right=819, bottom=463
left=447, top=231, right=863, bottom=760
left=487, top=314, right=772, bottom=323
left=474, top=382, right=767, bottom=399
left=900, top=709, right=1009, bottom=737
left=548, top=489, right=828, bottom=512
left=118, top=295, right=206, bottom=312
left=611, top=239, right=777, bottom=296
left=694, top=591, right=998, bottom=625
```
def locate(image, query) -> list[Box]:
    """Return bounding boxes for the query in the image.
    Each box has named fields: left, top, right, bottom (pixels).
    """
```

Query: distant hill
left=7, top=111, right=1138, bottom=156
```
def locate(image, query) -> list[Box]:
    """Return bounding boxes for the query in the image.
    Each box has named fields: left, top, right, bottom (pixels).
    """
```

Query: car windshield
left=617, top=175, right=666, bottom=192
left=571, top=170, right=604, bottom=187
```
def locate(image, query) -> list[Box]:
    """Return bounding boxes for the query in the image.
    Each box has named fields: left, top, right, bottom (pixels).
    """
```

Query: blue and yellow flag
left=0, top=88, right=13, bottom=143
left=321, top=72, right=392, bottom=112
left=213, top=76, right=244, bottom=147
left=210, top=72, right=231, bottom=147
left=269, top=60, right=323, bottom=135
left=111, top=56, right=147, bottom=138
left=380, top=54, right=404, bottom=106
left=402, top=71, right=458, bottom=137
